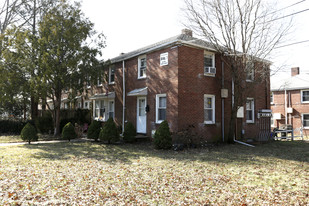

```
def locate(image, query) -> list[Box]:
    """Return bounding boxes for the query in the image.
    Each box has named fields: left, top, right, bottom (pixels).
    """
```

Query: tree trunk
left=54, top=94, right=61, bottom=136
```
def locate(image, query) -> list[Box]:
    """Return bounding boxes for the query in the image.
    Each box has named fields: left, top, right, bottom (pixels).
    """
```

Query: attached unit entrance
left=137, top=96, right=147, bottom=133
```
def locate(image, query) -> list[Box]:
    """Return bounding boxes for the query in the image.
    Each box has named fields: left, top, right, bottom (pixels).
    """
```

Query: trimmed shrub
left=123, top=122, right=136, bottom=143
left=62, top=122, right=77, bottom=141
left=35, top=112, right=53, bottom=134
left=20, top=123, right=38, bottom=144
left=99, top=118, right=119, bottom=144
left=87, top=120, right=101, bottom=141
left=154, top=120, right=172, bottom=149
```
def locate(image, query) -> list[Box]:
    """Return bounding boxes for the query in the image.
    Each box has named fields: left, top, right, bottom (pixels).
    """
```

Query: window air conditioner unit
left=204, top=67, right=216, bottom=75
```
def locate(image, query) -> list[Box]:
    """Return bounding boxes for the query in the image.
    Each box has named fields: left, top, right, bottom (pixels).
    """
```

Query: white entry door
left=137, top=96, right=147, bottom=133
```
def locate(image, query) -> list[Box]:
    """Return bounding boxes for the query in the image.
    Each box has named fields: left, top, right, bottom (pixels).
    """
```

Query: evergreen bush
left=123, top=122, right=136, bottom=143
left=99, top=118, right=119, bottom=144
left=153, top=120, right=172, bottom=149
left=87, top=120, right=101, bottom=141
left=62, top=122, right=77, bottom=141
left=20, top=123, right=38, bottom=144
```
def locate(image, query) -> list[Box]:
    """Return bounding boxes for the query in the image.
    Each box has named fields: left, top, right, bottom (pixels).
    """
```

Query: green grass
left=0, top=141, right=308, bottom=205
left=0, top=134, right=61, bottom=143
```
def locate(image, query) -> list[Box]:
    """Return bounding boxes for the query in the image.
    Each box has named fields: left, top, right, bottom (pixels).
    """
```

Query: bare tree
left=183, top=0, right=291, bottom=142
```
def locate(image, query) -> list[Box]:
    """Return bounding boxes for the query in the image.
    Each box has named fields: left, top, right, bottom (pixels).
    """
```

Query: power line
left=274, top=39, right=309, bottom=49
left=272, top=0, right=307, bottom=14
left=269, top=8, right=309, bottom=22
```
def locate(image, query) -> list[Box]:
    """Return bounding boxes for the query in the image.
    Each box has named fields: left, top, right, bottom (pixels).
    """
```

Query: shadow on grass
left=23, top=140, right=309, bottom=165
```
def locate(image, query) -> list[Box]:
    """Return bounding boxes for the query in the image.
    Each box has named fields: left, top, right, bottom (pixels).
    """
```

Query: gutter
left=122, top=60, right=125, bottom=136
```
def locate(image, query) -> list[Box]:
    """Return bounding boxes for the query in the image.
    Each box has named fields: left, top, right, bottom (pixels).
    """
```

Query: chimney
left=291, top=67, right=300, bottom=76
left=182, top=29, right=193, bottom=37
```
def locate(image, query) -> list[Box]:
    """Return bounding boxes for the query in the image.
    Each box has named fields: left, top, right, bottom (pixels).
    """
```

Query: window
left=246, top=98, right=255, bottom=123
left=86, top=75, right=91, bottom=88
left=270, top=92, right=274, bottom=104
left=302, top=114, right=309, bottom=128
left=109, top=67, right=115, bottom=84
left=108, top=100, right=114, bottom=119
left=204, top=95, right=215, bottom=124
left=84, top=101, right=90, bottom=109
left=156, top=94, right=166, bottom=123
left=97, top=76, right=102, bottom=86
left=138, top=55, right=147, bottom=79
left=301, top=90, right=309, bottom=103
left=94, top=100, right=105, bottom=120
left=204, top=52, right=216, bottom=76
left=160, top=52, right=168, bottom=66
left=246, top=62, right=254, bottom=81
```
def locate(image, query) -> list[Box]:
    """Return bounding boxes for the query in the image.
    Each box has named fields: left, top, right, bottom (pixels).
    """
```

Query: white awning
left=89, top=92, right=115, bottom=100
left=127, top=87, right=148, bottom=96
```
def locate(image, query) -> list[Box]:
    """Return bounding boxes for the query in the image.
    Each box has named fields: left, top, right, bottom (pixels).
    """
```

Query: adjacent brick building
left=61, top=29, right=271, bottom=142
left=271, top=67, right=309, bottom=137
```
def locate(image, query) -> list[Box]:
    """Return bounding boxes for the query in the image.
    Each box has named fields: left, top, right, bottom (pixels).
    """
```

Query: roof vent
left=119, top=52, right=125, bottom=56
left=182, top=29, right=193, bottom=37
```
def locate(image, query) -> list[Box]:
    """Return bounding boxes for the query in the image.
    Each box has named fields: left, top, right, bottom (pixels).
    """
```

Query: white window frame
left=84, top=101, right=90, bottom=109
left=302, top=113, right=309, bottom=129
left=138, top=55, right=147, bottom=79
left=94, top=100, right=105, bottom=121
left=156, top=94, right=167, bottom=124
left=204, top=94, right=215, bottom=124
left=246, top=98, right=255, bottom=123
left=86, top=75, right=91, bottom=88
left=108, top=100, right=114, bottom=119
left=160, top=52, right=168, bottom=66
left=204, top=51, right=216, bottom=77
left=97, top=76, right=102, bottom=86
left=271, top=115, right=275, bottom=127
left=270, top=92, right=274, bottom=104
left=109, top=67, right=115, bottom=84
left=301, top=90, right=309, bottom=103
left=246, top=61, right=255, bottom=82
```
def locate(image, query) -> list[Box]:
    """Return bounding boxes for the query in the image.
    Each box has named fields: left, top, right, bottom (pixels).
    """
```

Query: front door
left=137, top=96, right=147, bottom=133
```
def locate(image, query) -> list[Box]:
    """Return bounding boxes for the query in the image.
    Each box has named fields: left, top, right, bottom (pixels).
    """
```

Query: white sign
left=160, top=52, right=168, bottom=66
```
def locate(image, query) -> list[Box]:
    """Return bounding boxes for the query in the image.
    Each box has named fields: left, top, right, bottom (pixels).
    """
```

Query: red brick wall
left=271, top=90, right=309, bottom=136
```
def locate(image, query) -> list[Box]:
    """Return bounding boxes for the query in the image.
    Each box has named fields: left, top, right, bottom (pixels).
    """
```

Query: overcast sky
left=81, top=0, right=309, bottom=77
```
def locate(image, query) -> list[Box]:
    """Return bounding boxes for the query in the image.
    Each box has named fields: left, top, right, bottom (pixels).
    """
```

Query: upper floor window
left=270, top=92, right=274, bottom=104
left=138, top=55, right=147, bottom=79
left=246, top=98, right=255, bottom=123
left=86, top=75, right=91, bottom=88
left=204, top=52, right=216, bottom=76
left=301, top=90, right=309, bottom=103
left=109, top=67, right=115, bottom=84
left=204, top=94, right=215, bottom=124
left=160, top=52, right=168, bottom=66
left=156, top=94, right=166, bottom=123
left=246, top=61, right=254, bottom=82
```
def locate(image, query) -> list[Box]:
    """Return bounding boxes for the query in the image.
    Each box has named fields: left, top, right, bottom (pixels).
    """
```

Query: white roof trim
left=127, top=87, right=148, bottom=96
left=89, top=92, right=115, bottom=100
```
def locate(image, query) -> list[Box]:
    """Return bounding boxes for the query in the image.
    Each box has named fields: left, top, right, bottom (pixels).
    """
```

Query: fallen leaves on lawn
left=0, top=141, right=308, bottom=205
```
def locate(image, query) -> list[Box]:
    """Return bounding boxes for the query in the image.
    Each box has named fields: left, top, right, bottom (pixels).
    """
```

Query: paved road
left=0, top=138, right=92, bottom=147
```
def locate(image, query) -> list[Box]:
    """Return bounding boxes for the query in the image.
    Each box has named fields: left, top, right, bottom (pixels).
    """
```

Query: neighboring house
left=54, top=29, right=271, bottom=142
left=271, top=67, right=309, bottom=136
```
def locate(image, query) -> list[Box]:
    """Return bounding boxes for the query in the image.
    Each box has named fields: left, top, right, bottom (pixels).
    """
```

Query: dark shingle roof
left=110, top=33, right=216, bottom=63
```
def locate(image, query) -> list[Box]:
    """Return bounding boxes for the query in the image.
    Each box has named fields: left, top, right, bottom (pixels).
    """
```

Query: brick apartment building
left=58, top=29, right=271, bottom=142
left=271, top=67, right=309, bottom=137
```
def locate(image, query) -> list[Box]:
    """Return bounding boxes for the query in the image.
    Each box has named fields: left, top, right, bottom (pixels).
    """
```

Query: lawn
left=0, top=141, right=308, bottom=205
left=0, top=134, right=61, bottom=143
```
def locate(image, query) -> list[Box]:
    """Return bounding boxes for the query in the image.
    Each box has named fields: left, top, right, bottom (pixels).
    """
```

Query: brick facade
left=57, top=31, right=271, bottom=142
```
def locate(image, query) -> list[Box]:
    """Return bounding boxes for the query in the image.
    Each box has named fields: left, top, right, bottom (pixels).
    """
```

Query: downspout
left=122, top=60, right=125, bottom=136
left=285, top=87, right=287, bottom=125
left=221, top=61, right=225, bottom=142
